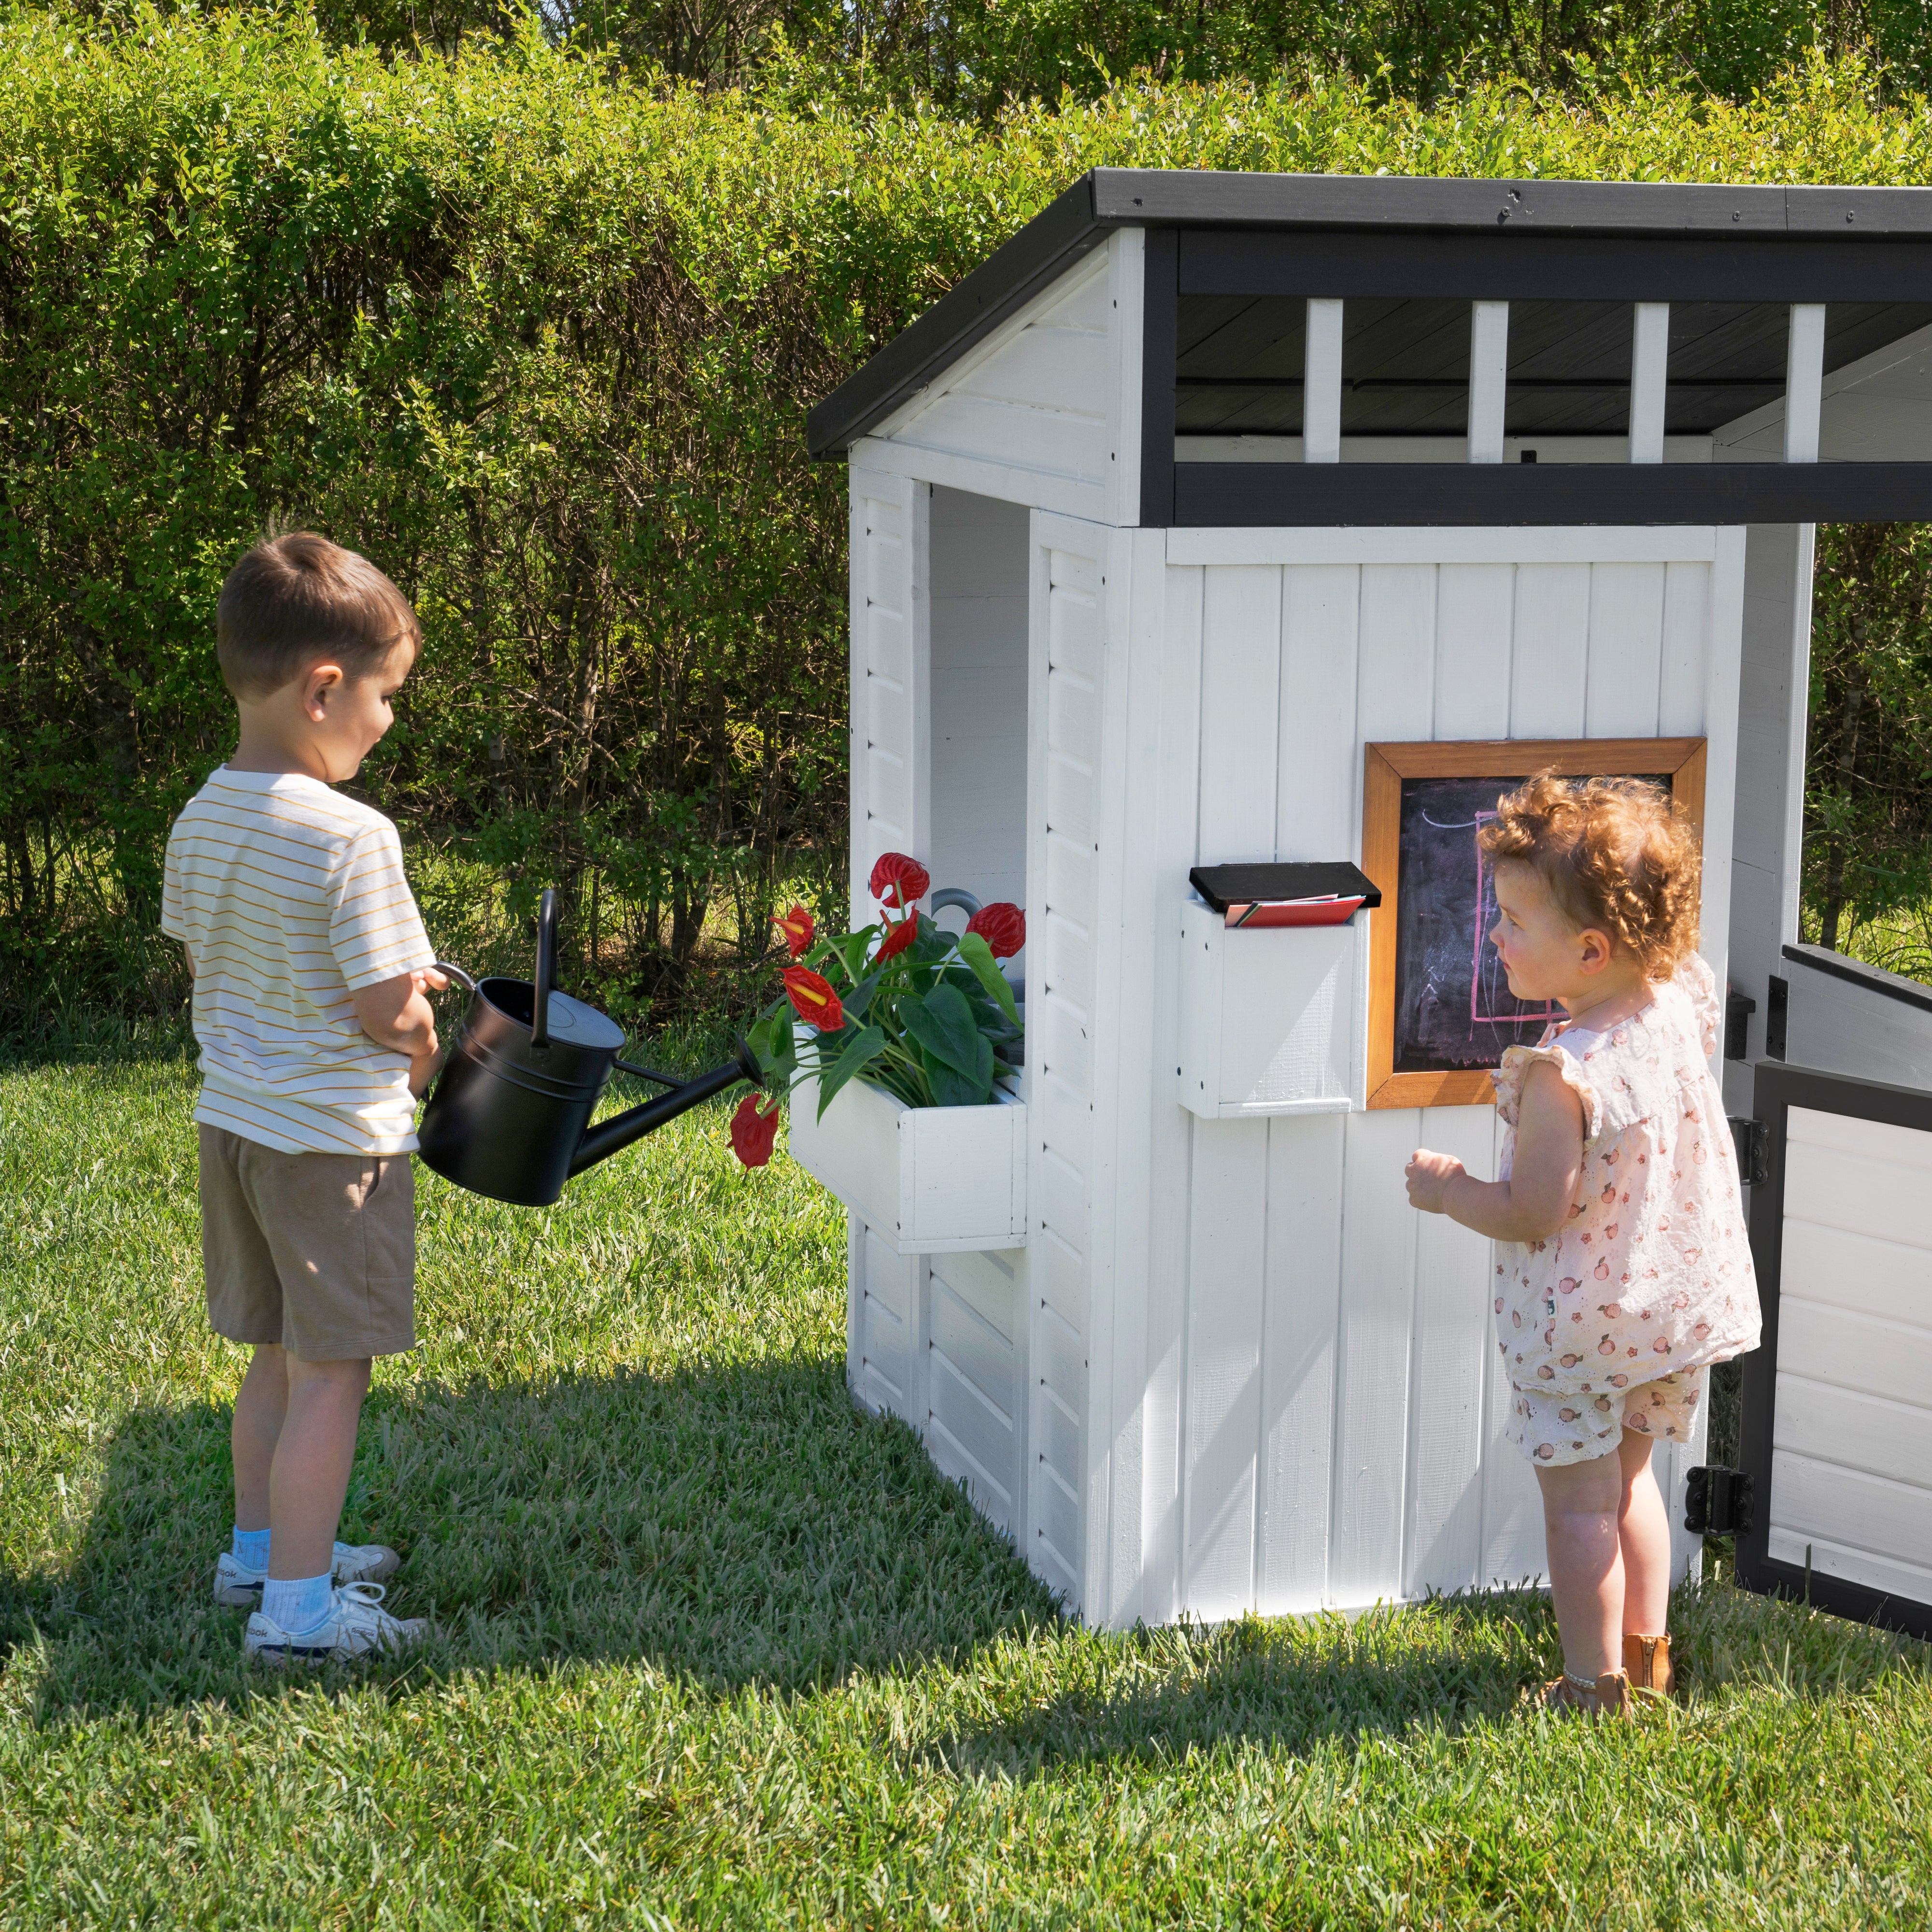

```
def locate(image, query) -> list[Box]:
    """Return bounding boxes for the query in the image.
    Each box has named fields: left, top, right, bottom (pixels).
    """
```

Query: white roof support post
left=1303, top=298, right=1344, bottom=462
left=1786, top=303, right=1826, bottom=463
left=1468, top=300, right=1508, bottom=463
left=1629, top=302, right=1669, bottom=463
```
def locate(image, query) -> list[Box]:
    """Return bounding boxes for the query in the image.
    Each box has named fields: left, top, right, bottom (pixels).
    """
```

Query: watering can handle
left=531, top=887, right=559, bottom=1050
left=428, top=960, right=479, bottom=994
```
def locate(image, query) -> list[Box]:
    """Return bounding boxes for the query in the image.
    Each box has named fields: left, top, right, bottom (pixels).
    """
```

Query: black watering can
left=417, top=888, right=762, bottom=1207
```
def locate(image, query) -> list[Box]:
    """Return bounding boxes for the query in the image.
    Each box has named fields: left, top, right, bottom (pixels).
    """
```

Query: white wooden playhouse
left=801, top=171, right=1932, bottom=1640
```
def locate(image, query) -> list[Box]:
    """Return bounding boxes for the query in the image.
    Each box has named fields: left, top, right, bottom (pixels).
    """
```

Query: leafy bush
left=9, top=14, right=1932, bottom=1036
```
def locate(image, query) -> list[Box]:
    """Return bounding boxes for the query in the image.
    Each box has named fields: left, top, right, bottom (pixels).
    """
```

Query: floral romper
left=1492, top=954, right=1762, bottom=1467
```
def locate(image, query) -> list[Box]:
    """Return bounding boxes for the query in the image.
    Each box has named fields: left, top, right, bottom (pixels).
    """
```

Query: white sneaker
left=213, top=1540, right=400, bottom=1608
left=245, top=1582, right=430, bottom=1667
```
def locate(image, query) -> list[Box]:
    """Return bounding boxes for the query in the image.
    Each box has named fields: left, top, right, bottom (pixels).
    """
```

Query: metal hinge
left=1684, top=1463, right=1757, bottom=1537
left=1724, top=988, right=1757, bottom=1062
left=1728, top=1115, right=1769, bottom=1187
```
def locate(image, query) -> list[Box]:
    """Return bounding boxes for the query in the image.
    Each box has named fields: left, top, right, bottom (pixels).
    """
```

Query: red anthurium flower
left=774, top=903, right=814, bottom=959
left=781, top=966, right=843, bottom=1031
left=966, top=902, right=1026, bottom=960
left=868, top=851, right=930, bottom=911
left=875, top=912, right=919, bottom=963
left=729, top=1094, right=781, bottom=1168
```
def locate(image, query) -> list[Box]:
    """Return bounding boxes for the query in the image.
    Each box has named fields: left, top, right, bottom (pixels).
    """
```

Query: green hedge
left=5, top=12, right=1932, bottom=1030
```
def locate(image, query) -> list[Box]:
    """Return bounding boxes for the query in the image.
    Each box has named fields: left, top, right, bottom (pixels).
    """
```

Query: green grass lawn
left=2, top=1045, right=1929, bottom=1929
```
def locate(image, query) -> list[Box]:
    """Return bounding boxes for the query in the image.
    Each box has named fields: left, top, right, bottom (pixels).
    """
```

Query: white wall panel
left=1766, top=1108, right=1932, bottom=1602
left=865, top=232, right=1144, bottom=525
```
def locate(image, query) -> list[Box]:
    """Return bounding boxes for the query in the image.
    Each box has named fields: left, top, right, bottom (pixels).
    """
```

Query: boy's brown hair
left=1478, top=770, right=1702, bottom=979
left=216, top=533, right=421, bottom=701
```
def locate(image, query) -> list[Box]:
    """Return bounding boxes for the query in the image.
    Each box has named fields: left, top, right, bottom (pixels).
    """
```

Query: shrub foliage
left=6, top=14, right=1932, bottom=1027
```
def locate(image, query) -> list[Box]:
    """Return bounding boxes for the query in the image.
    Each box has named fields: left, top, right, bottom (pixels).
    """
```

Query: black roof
left=808, top=168, right=1932, bottom=458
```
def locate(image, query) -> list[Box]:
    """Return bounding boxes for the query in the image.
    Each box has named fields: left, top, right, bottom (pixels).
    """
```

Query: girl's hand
left=1406, top=1149, right=1465, bottom=1214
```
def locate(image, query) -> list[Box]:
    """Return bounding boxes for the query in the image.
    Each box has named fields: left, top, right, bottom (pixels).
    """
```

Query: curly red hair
left=1477, top=771, right=1701, bottom=980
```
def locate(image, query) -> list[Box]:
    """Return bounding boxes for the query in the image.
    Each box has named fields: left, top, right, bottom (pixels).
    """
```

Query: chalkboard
left=1392, top=776, right=1560, bottom=1074
left=1364, top=737, right=1706, bottom=1107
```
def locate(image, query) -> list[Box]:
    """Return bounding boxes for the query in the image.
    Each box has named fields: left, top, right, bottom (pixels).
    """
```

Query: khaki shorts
left=1508, top=1366, right=1704, bottom=1467
left=199, top=1125, right=416, bottom=1360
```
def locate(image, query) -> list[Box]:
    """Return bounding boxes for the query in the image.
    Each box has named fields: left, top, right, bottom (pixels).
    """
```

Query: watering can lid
left=482, top=979, right=626, bottom=1053
left=538, top=990, right=625, bottom=1051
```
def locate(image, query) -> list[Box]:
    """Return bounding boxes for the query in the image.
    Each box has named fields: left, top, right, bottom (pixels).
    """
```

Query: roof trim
left=808, top=167, right=1932, bottom=459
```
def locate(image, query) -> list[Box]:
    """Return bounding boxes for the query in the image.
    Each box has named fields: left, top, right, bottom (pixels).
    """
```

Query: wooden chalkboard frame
left=1363, top=737, right=1707, bottom=1110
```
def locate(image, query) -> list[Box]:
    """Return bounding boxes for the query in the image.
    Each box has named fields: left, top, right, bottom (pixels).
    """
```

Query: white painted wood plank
left=1785, top=304, right=1827, bottom=463
left=930, top=1273, right=1019, bottom=1423
left=1769, top=1450, right=1932, bottom=1581
left=1766, top=1526, right=1932, bottom=1605
left=1658, top=562, right=1712, bottom=738
left=1197, top=566, right=1283, bottom=862
left=1509, top=564, right=1591, bottom=736
left=1629, top=303, right=1669, bottom=464
left=1785, top=1136, right=1932, bottom=1251
left=1775, top=1295, right=1932, bottom=1408
left=1083, top=523, right=1164, bottom=1628
left=1583, top=563, right=1665, bottom=737
left=1777, top=1222, right=1932, bottom=1337
left=1433, top=566, right=1516, bottom=741
left=1774, top=1373, right=1932, bottom=1490
left=1789, top=1104, right=1932, bottom=1172
left=1304, top=299, right=1344, bottom=464
left=1331, top=1107, right=1422, bottom=1606
left=1138, top=564, right=1205, bottom=1628
left=1403, top=1113, right=1496, bottom=1602
left=1166, top=527, right=1720, bottom=569
left=1468, top=302, right=1509, bottom=464
left=1277, top=565, right=1361, bottom=861
left=1480, top=1111, right=1547, bottom=1586
left=1182, top=1119, right=1270, bottom=1619
left=1257, top=1114, right=1344, bottom=1614
left=1355, top=566, right=1439, bottom=749
left=930, top=1248, right=1020, bottom=1345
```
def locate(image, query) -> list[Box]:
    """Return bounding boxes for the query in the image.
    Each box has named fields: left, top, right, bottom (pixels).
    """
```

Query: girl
left=1405, top=773, right=1760, bottom=1717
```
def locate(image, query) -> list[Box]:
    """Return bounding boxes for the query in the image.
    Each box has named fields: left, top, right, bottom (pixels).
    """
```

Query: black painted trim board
left=1138, top=229, right=1178, bottom=529
left=1173, top=461, right=1932, bottom=526
left=1736, top=1061, right=1932, bottom=1644
left=1178, top=227, right=1932, bottom=301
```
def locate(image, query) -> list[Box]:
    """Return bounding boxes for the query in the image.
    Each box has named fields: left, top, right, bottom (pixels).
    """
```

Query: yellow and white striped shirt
left=161, top=768, right=436, bottom=1155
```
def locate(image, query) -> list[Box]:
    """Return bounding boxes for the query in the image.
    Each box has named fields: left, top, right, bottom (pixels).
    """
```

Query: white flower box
left=788, top=1062, right=1028, bottom=1255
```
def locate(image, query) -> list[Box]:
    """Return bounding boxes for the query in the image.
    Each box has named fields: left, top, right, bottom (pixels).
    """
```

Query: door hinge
left=1727, top=1115, right=1769, bottom=1187
left=1684, top=1463, right=1757, bottom=1537
left=1765, top=974, right=1790, bottom=1060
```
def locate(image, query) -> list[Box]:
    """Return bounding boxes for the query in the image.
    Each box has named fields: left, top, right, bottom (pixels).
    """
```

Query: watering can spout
left=567, top=1037, right=765, bottom=1179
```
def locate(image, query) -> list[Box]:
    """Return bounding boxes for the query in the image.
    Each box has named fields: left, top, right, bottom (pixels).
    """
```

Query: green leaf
left=920, top=1034, right=994, bottom=1107
left=841, top=965, right=886, bottom=1022
left=814, top=1025, right=886, bottom=1121
left=955, top=931, right=1021, bottom=1031
left=897, top=982, right=984, bottom=1078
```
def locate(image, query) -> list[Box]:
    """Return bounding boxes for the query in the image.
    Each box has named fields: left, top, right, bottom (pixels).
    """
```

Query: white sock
left=261, top=1573, right=333, bottom=1632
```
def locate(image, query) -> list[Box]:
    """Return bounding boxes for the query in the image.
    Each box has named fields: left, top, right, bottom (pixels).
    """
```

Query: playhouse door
left=1732, top=1056, right=1932, bottom=1641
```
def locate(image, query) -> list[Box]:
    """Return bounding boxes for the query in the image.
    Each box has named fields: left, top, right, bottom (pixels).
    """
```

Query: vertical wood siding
left=1770, top=1107, right=1932, bottom=1605
left=1024, top=520, right=1112, bottom=1605
left=1161, top=543, right=1735, bottom=1619
left=847, top=469, right=929, bottom=925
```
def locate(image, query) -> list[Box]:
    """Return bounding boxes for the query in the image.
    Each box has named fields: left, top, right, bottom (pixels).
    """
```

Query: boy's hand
left=352, top=970, right=441, bottom=1061
left=1406, top=1149, right=1465, bottom=1215
left=412, top=967, right=450, bottom=997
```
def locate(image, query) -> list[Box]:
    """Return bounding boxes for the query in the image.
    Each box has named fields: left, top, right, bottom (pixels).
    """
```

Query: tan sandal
left=1537, top=1668, right=1634, bottom=1718
left=1623, top=1633, right=1674, bottom=1699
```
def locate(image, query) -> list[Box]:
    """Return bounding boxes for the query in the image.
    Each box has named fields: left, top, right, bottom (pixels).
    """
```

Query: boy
left=162, top=531, right=445, bottom=1665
